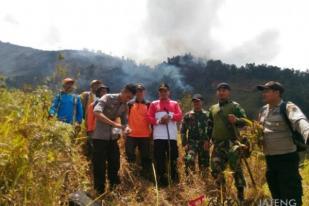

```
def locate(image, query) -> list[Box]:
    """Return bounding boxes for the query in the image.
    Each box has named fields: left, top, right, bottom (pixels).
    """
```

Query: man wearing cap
left=147, top=83, right=182, bottom=187
left=49, top=78, right=83, bottom=125
left=80, top=80, right=106, bottom=119
left=181, top=94, right=210, bottom=175
left=208, top=82, right=248, bottom=202
left=85, top=84, right=109, bottom=157
left=92, top=84, right=136, bottom=194
left=125, top=83, right=152, bottom=179
left=257, top=81, right=309, bottom=205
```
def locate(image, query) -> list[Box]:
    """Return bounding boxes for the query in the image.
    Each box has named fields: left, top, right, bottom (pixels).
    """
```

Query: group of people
left=48, top=78, right=309, bottom=205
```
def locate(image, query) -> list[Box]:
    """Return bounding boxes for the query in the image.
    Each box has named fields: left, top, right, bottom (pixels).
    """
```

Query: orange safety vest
left=86, top=101, right=96, bottom=132
left=128, top=100, right=152, bottom=138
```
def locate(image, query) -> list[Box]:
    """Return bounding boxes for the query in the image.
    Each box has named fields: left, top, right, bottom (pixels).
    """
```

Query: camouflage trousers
left=184, top=140, right=210, bottom=173
left=210, top=140, right=246, bottom=189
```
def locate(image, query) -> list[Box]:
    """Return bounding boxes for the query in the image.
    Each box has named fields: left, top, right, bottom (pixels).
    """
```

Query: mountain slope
left=1, top=41, right=308, bottom=117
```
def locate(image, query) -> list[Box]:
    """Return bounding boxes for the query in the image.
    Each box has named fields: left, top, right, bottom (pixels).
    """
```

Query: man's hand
left=228, top=114, right=237, bottom=124
left=113, top=122, right=123, bottom=129
left=234, top=140, right=249, bottom=157
left=124, top=126, right=132, bottom=135
left=238, top=143, right=248, bottom=151
left=160, top=114, right=171, bottom=124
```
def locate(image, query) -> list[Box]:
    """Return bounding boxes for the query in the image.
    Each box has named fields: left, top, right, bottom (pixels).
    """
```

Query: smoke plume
left=134, top=0, right=280, bottom=67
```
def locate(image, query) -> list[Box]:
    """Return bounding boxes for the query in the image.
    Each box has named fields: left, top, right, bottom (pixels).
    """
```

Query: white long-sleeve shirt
left=286, top=102, right=309, bottom=144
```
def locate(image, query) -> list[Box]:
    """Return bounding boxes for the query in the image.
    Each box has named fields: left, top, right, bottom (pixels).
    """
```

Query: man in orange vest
left=125, top=83, right=152, bottom=179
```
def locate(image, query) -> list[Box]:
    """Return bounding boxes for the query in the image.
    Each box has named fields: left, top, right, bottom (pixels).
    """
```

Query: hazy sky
left=0, top=0, right=308, bottom=70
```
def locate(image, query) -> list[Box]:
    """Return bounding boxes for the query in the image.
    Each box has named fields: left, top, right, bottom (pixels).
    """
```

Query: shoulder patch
left=286, top=102, right=298, bottom=113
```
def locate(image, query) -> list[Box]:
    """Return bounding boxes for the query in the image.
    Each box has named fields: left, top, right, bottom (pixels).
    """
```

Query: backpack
left=280, top=101, right=309, bottom=152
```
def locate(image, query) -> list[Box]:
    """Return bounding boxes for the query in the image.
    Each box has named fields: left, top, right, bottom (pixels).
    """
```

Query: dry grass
left=0, top=88, right=91, bottom=205
left=0, top=88, right=308, bottom=206
left=97, top=138, right=270, bottom=206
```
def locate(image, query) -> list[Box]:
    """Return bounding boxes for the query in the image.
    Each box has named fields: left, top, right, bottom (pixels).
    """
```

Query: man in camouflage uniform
left=208, top=83, right=248, bottom=202
left=181, top=94, right=210, bottom=175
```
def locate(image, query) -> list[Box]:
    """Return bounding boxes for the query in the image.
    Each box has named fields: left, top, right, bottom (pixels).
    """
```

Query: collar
left=60, top=90, right=71, bottom=95
left=218, top=99, right=231, bottom=107
left=117, top=93, right=125, bottom=103
left=193, top=109, right=204, bottom=113
left=160, top=98, right=170, bottom=102
left=268, top=99, right=283, bottom=109
left=135, top=99, right=146, bottom=104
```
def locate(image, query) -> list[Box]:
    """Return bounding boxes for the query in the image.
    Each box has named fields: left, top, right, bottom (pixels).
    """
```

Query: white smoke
left=136, top=0, right=223, bottom=65
left=222, top=30, right=280, bottom=65
left=130, top=0, right=280, bottom=67
left=120, top=59, right=192, bottom=97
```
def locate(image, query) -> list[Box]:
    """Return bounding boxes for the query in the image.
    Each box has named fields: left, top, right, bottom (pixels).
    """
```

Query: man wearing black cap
left=125, top=83, right=152, bottom=179
left=181, top=94, right=210, bottom=175
left=257, top=81, right=309, bottom=206
left=147, top=83, right=183, bottom=187
left=92, top=84, right=137, bottom=194
left=208, top=82, right=248, bottom=202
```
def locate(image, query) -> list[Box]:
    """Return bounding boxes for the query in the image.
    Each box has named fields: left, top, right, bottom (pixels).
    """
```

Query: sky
left=0, top=0, right=308, bottom=70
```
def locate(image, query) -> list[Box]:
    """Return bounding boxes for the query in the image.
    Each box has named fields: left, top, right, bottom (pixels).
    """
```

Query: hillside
left=1, top=41, right=309, bottom=117
left=167, top=55, right=309, bottom=117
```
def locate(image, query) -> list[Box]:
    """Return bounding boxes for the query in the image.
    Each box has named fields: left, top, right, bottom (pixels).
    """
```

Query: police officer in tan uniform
left=257, top=81, right=309, bottom=206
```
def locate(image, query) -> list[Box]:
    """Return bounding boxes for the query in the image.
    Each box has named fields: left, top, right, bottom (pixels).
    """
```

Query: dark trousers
left=84, top=132, right=94, bottom=159
left=125, top=136, right=152, bottom=174
left=265, top=152, right=303, bottom=206
left=154, top=139, right=179, bottom=186
left=92, top=139, right=120, bottom=194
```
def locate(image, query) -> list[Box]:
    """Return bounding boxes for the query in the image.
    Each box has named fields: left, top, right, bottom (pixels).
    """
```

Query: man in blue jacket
left=49, top=78, right=83, bottom=125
